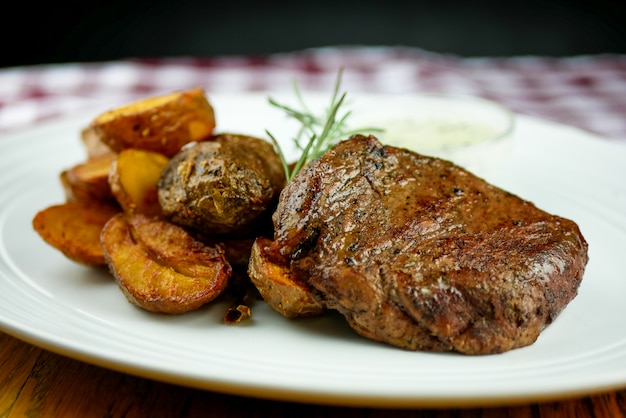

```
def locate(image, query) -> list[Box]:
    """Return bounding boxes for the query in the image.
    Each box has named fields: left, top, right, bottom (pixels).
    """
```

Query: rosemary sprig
left=266, top=68, right=383, bottom=181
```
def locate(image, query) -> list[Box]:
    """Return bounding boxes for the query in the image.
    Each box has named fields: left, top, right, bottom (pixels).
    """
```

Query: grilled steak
left=261, top=135, right=588, bottom=354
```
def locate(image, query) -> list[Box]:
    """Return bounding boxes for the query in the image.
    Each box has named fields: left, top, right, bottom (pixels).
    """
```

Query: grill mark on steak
left=266, top=135, right=588, bottom=354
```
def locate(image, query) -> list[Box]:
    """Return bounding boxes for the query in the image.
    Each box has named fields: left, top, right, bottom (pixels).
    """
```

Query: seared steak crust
left=266, top=135, right=588, bottom=354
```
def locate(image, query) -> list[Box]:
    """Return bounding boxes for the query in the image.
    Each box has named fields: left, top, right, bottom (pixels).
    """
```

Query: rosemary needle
left=266, top=68, right=383, bottom=181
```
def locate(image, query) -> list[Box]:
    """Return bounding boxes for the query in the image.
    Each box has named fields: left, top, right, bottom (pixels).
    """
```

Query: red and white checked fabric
left=1, top=46, right=625, bottom=142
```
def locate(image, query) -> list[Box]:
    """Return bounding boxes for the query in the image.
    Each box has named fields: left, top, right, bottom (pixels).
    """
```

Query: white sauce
left=375, top=116, right=514, bottom=180
left=379, top=117, right=500, bottom=152
left=347, top=94, right=516, bottom=180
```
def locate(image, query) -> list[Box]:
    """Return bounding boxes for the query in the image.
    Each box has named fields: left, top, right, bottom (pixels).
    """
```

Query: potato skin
left=101, top=213, right=232, bottom=314
left=89, top=87, right=216, bottom=157
left=158, top=133, right=286, bottom=236
left=248, top=237, right=324, bottom=318
left=80, top=126, right=114, bottom=159
left=32, top=201, right=120, bottom=267
left=61, top=154, right=117, bottom=204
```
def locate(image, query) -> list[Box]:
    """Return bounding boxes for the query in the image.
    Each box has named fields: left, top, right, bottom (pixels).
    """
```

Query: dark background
left=3, top=0, right=626, bottom=68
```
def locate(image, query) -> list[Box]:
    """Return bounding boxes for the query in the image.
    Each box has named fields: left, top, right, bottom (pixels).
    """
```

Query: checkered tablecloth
left=1, top=46, right=625, bottom=142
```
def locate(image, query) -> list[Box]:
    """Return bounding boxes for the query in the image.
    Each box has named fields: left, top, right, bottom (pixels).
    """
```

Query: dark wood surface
left=2, top=331, right=625, bottom=417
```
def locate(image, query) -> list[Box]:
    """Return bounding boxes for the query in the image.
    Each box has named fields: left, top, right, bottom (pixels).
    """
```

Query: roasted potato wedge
left=88, top=87, right=216, bottom=157
left=61, top=154, right=117, bottom=204
left=80, top=126, right=114, bottom=159
left=101, top=213, right=232, bottom=314
left=32, top=201, right=120, bottom=267
left=248, top=237, right=324, bottom=318
left=158, top=134, right=286, bottom=236
left=109, top=149, right=169, bottom=216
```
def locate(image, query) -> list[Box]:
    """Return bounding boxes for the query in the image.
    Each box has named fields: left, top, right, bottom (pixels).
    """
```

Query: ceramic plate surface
left=1, top=93, right=625, bottom=408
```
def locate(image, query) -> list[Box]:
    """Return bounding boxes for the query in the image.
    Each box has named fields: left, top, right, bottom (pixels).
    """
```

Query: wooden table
left=1, top=331, right=624, bottom=417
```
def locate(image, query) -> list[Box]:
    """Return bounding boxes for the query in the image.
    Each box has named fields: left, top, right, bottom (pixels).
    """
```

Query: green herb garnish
left=266, top=68, right=382, bottom=181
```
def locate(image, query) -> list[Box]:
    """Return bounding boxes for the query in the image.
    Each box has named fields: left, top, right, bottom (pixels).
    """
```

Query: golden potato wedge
left=248, top=237, right=324, bottom=318
left=101, top=213, right=232, bottom=314
left=88, top=87, right=216, bottom=157
left=108, top=149, right=169, bottom=216
left=32, top=201, right=120, bottom=267
left=61, top=154, right=117, bottom=204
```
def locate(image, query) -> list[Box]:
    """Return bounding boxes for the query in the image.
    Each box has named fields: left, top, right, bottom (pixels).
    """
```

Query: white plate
left=1, top=93, right=626, bottom=408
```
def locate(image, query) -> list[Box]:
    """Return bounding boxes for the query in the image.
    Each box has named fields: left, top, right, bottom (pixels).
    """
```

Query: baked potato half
left=158, top=133, right=286, bottom=236
left=101, top=213, right=232, bottom=314
left=32, top=201, right=120, bottom=267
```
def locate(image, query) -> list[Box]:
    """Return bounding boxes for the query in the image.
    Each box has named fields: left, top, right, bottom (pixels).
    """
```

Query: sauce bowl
left=349, top=94, right=516, bottom=180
